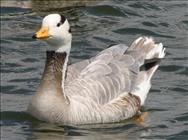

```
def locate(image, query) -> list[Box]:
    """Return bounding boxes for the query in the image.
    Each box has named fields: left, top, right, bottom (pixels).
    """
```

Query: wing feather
left=65, top=60, right=89, bottom=84
left=65, top=44, right=143, bottom=105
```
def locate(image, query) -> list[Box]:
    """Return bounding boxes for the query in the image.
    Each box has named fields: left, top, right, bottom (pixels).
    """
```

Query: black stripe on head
left=60, top=15, right=66, bottom=24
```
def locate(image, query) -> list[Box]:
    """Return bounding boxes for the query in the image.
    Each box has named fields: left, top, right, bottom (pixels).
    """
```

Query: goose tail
left=129, top=37, right=166, bottom=106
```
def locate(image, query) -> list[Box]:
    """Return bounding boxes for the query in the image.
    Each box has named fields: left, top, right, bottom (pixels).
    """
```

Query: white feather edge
left=56, top=42, right=71, bottom=97
left=131, top=41, right=166, bottom=106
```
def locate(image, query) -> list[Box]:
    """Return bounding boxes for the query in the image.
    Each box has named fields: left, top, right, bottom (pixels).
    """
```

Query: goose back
left=65, top=44, right=142, bottom=105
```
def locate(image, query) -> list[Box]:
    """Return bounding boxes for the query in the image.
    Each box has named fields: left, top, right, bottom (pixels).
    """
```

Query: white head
left=33, top=14, right=72, bottom=52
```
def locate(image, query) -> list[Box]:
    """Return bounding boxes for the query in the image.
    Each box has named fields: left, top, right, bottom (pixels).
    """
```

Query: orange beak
left=32, top=27, right=50, bottom=39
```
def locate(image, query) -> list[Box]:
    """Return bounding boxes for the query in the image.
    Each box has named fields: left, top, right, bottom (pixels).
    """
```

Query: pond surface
left=1, top=0, right=188, bottom=140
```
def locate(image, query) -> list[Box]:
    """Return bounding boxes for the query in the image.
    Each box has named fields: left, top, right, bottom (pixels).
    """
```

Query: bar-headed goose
left=28, top=14, right=165, bottom=125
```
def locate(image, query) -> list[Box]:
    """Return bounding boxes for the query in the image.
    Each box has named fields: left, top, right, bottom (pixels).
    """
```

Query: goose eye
left=57, top=23, right=61, bottom=27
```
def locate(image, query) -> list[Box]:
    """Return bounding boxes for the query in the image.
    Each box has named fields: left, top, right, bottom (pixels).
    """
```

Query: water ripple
left=122, top=8, right=142, bottom=17
left=87, top=5, right=125, bottom=17
left=1, top=111, right=37, bottom=126
left=142, top=21, right=158, bottom=27
left=113, top=27, right=175, bottom=38
left=160, top=65, right=186, bottom=72
left=21, top=58, right=39, bottom=63
left=166, top=131, right=188, bottom=140
left=128, top=2, right=162, bottom=11
left=174, top=112, right=188, bottom=122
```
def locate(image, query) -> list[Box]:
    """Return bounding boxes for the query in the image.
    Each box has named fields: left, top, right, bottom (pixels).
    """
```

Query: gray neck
left=38, top=51, right=67, bottom=97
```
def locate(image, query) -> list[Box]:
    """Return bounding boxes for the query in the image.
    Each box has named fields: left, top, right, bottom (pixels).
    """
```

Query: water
left=1, top=0, right=188, bottom=139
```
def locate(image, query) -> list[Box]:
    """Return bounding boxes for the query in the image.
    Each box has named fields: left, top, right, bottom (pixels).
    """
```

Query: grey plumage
left=28, top=36, right=165, bottom=125
left=28, top=14, right=166, bottom=125
left=66, top=44, right=136, bottom=104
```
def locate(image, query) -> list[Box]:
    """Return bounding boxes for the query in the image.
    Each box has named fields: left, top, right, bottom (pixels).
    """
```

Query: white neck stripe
left=55, top=42, right=71, bottom=97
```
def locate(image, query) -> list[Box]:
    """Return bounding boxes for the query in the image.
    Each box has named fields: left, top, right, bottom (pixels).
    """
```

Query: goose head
left=33, top=14, right=72, bottom=52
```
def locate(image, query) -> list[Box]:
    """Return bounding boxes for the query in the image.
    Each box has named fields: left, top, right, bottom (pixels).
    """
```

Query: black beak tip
left=32, top=34, right=37, bottom=39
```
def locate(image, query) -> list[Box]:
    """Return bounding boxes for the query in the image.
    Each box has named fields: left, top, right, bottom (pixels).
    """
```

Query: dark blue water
left=1, top=0, right=188, bottom=140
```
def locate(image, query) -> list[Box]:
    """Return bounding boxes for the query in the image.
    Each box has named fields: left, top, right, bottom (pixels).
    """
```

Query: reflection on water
left=27, top=117, right=153, bottom=140
left=1, top=0, right=188, bottom=140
